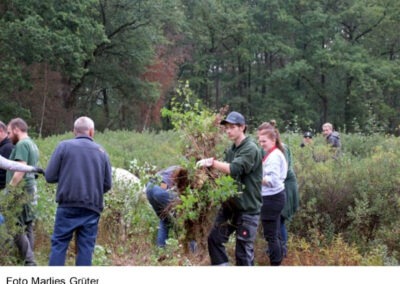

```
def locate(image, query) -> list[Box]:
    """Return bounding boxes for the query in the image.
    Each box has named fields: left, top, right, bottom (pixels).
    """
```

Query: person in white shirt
left=257, top=126, right=288, bottom=266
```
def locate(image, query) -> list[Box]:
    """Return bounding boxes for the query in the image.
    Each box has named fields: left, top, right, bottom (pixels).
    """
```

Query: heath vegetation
left=1, top=99, right=399, bottom=266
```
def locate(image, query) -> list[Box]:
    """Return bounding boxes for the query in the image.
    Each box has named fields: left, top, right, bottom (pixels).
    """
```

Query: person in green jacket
left=0, top=154, right=43, bottom=225
left=6, top=118, right=41, bottom=266
left=196, top=111, right=263, bottom=266
left=280, top=143, right=299, bottom=256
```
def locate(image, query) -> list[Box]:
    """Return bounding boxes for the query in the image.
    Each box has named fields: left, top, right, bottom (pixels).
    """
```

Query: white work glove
left=196, top=158, right=214, bottom=168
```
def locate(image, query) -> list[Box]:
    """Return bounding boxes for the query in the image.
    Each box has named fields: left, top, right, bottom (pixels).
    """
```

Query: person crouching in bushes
left=146, top=165, right=188, bottom=248
left=300, top=131, right=313, bottom=147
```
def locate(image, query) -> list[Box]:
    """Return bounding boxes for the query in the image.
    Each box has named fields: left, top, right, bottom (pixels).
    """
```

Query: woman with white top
left=257, top=126, right=288, bottom=266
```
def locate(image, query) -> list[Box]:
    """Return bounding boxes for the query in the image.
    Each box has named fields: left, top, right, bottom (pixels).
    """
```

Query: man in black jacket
left=0, top=121, right=14, bottom=189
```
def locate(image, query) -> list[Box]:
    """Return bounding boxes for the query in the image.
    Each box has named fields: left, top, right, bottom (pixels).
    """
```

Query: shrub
left=290, top=133, right=400, bottom=261
left=160, top=83, right=238, bottom=254
left=6, top=113, right=399, bottom=265
left=288, top=234, right=362, bottom=265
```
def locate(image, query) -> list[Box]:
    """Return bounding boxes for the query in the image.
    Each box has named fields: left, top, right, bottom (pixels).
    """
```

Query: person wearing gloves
left=196, top=111, right=263, bottom=266
left=0, top=154, right=44, bottom=174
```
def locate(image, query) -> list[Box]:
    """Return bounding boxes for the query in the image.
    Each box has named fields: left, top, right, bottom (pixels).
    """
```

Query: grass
left=2, top=130, right=400, bottom=266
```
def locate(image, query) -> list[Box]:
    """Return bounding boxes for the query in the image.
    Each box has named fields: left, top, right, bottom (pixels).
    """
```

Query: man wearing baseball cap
left=300, top=131, right=313, bottom=148
left=196, top=111, right=263, bottom=266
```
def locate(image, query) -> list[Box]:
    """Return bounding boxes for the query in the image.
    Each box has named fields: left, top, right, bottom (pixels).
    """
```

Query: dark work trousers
left=15, top=185, right=38, bottom=266
left=14, top=220, right=36, bottom=265
left=208, top=206, right=260, bottom=266
left=261, top=190, right=286, bottom=266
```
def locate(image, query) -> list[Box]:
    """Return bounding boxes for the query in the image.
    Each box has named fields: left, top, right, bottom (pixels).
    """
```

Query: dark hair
left=8, top=118, right=28, bottom=132
left=171, top=167, right=189, bottom=194
left=0, top=121, right=7, bottom=132
left=257, top=124, right=285, bottom=154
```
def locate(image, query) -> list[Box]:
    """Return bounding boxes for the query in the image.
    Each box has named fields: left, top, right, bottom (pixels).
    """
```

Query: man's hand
left=33, top=167, right=45, bottom=175
left=196, top=158, right=214, bottom=168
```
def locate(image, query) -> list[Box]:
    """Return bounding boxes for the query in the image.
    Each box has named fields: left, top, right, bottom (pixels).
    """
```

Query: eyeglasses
left=304, top=136, right=312, bottom=139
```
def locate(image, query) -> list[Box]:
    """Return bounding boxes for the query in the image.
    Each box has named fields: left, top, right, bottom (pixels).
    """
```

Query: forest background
left=1, top=0, right=400, bottom=266
left=1, top=0, right=400, bottom=135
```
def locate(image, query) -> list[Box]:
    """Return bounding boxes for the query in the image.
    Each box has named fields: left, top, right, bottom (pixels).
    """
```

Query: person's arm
left=9, top=163, right=26, bottom=187
left=0, top=155, right=35, bottom=173
left=332, top=136, right=341, bottom=148
left=103, top=155, right=112, bottom=193
left=262, top=153, right=287, bottom=187
left=211, top=159, right=231, bottom=174
left=196, top=157, right=231, bottom=174
left=262, top=158, right=281, bottom=187
left=45, top=143, right=64, bottom=183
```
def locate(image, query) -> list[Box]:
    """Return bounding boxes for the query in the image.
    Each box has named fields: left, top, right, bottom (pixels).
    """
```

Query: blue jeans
left=157, top=219, right=170, bottom=247
left=146, top=182, right=175, bottom=247
left=208, top=206, right=260, bottom=266
left=49, top=207, right=100, bottom=266
left=261, top=191, right=286, bottom=266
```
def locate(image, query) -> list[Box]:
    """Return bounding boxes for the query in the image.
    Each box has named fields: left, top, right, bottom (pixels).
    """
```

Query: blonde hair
left=323, top=122, right=333, bottom=131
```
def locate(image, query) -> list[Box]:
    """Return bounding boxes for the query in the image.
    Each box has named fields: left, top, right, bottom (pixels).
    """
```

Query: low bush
left=2, top=115, right=400, bottom=265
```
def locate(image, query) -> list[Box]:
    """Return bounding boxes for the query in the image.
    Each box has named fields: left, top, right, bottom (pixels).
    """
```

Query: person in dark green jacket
left=6, top=118, right=40, bottom=266
left=281, top=144, right=299, bottom=256
left=196, top=111, right=263, bottom=266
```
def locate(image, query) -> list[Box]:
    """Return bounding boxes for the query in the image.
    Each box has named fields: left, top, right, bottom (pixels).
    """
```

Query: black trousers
left=261, top=191, right=286, bottom=265
left=208, top=206, right=260, bottom=266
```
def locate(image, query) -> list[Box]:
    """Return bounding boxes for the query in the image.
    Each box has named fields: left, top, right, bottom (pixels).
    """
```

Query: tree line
left=1, top=0, right=399, bottom=136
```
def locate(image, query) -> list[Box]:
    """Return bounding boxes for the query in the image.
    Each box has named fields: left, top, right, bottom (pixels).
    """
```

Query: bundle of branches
left=161, top=87, right=238, bottom=255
